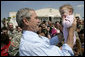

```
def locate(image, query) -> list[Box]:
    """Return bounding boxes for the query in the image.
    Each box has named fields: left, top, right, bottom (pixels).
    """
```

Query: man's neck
left=22, top=26, right=38, bottom=33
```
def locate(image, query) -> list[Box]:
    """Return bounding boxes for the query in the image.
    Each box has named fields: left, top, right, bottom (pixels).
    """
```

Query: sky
left=1, top=1, right=84, bottom=20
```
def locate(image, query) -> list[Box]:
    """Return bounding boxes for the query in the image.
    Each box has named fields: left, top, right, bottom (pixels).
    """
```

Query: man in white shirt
left=16, top=8, right=77, bottom=56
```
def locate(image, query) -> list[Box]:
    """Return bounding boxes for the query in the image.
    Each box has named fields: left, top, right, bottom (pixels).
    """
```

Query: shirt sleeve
left=20, top=41, right=74, bottom=56
left=61, top=44, right=74, bottom=56
left=50, top=35, right=59, bottom=45
left=40, top=36, right=59, bottom=45
left=20, top=41, right=63, bottom=56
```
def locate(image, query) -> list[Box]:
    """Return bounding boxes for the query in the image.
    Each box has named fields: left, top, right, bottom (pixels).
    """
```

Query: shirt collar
left=23, top=30, right=38, bottom=35
left=22, top=30, right=39, bottom=41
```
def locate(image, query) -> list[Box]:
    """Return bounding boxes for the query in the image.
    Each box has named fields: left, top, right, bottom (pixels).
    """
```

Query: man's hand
left=66, top=18, right=77, bottom=48
left=69, top=18, right=77, bottom=31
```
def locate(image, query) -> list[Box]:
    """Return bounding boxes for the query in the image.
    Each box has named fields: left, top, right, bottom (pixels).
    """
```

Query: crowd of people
left=1, top=5, right=84, bottom=56
left=1, top=17, right=84, bottom=56
left=1, top=22, right=22, bottom=56
left=37, top=17, right=84, bottom=56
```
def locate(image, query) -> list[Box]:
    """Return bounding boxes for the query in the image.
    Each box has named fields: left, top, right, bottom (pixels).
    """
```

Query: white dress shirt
left=19, top=30, right=74, bottom=56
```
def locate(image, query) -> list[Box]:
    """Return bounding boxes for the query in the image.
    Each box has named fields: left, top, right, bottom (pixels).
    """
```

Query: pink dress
left=62, top=15, right=76, bottom=44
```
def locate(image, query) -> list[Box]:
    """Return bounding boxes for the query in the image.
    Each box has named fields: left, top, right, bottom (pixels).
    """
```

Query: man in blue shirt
left=16, top=8, right=77, bottom=56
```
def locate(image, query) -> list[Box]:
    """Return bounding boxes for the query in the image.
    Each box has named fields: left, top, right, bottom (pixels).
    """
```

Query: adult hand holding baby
left=66, top=18, right=77, bottom=48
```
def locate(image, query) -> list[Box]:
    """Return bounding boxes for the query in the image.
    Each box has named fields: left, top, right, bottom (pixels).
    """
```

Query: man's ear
left=22, top=18, right=29, bottom=25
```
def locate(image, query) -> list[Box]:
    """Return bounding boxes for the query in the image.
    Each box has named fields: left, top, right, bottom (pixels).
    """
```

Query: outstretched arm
left=66, top=18, right=77, bottom=48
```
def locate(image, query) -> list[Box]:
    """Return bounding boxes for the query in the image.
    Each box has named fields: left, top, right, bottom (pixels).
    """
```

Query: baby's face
left=60, top=7, right=71, bottom=19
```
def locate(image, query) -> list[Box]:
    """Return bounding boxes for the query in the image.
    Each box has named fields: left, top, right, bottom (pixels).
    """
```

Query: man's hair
left=79, top=29, right=84, bottom=34
left=1, top=27, right=8, bottom=32
left=1, top=33, right=10, bottom=45
left=1, top=27, right=9, bottom=45
left=59, top=4, right=74, bottom=13
left=16, top=8, right=34, bottom=28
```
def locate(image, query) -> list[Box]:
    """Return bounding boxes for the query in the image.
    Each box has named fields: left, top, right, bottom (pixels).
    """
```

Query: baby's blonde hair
left=59, top=4, right=74, bottom=14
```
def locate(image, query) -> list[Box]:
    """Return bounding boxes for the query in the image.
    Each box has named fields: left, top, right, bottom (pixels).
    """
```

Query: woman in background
left=1, top=27, right=11, bottom=56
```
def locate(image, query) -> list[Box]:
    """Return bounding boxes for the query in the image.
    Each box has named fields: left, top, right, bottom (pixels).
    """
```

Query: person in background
left=8, top=26, right=22, bottom=56
left=51, top=25, right=58, bottom=37
left=7, top=22, right=17, bottom=40
left=16, top=26, right=22, bottom=33
left=38, top=23, right=51, bottom=39
left=78, top=29, right=84, bottom=56
left=1, top=27, right=11, bottom=56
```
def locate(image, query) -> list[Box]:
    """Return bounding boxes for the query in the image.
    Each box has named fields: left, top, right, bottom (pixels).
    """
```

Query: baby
left=59, top=4, right=76, bottom=44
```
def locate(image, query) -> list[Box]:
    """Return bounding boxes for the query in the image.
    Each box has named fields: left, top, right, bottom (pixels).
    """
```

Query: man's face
left=42, top=24, right=46, bottom=28
left=17, top=27, right=22, bottom=32
left=28, top=11, right=40, bottom=32
left=8, top=24, right=14, bottom=30
left=80, top=34, right=84, bottom=42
